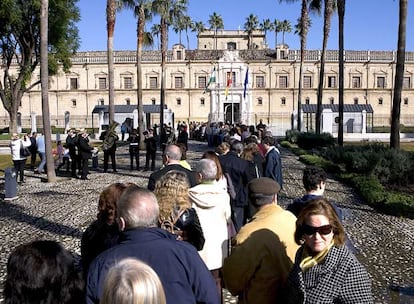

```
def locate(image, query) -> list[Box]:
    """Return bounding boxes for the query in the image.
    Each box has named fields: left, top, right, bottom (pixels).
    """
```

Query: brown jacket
left=222, top=204, right=299, bottom=304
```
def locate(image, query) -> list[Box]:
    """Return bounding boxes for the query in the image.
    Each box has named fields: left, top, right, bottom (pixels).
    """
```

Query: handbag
left=20, top=141, right=31, bottom=158
left=160, top=207, right=205, bottom=251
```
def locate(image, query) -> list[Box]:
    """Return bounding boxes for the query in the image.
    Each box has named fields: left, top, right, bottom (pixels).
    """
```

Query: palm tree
left=191, top=21, right=205, bottom=45
left=280, top=19, right=292, bottom=45
left=313, top=0, right=335, bottom=134
left=151, top=23, right=161, bottom=50
left=274, top=19, right=282, bottom=48
left=287, top=0, right=311, bottom=131
left=172, top=16, right=185, bottom=45
left=181, top=15, right=193, bottom=49
left=123, top=0, right=153, bottom=148
left=390, top=0, right=408, bottom=149
left=152, top=0, right=188, bottom=134
left=106, top=0, right=118, bottom=124
left=260, top=18, right=274, bottom=48
left=40, top=0, right=56, bottom=182
left=337, top=0, right=345, bottom=146
left=244, top=14, right=259, bottom=50
left=208, top=12, right=224, bottom=50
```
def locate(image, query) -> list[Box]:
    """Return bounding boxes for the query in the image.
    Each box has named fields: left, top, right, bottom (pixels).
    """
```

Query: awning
left=92, top=104, right=163, bottom=114
left=301, top=104, right=373, bottom=113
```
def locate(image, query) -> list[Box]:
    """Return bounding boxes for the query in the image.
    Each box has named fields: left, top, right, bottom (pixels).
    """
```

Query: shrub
left=299, top=154, right=342, bottom=174
left=296, top=132, right=335, bottom=150
left=285, top=129, right=300, bottom=144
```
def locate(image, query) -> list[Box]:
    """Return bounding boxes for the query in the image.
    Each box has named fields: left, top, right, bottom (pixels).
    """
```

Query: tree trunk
left=160, top=18, right=167, bottom=136
left=107, top=0, right=116, bottom=124
left=41, top=0, right=56, bottom=182
left=338, top=0, right=345, bottom=146
left=316, top=0, right=333, bottom=134
left=137, top=6, right=145, bottom=149
left=297, top=0, right=309, bottom=132
left=390, top=0, right=407, bottom=149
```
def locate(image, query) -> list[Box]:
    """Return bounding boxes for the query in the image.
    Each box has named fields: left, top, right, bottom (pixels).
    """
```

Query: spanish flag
left=225, top=71, right=232, bottom=100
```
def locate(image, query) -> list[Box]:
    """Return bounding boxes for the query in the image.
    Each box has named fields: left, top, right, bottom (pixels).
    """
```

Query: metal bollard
left=4, top=167, right=18, bottom=201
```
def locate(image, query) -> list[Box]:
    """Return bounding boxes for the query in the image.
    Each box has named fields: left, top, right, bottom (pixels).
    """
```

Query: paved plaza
left=0, top=140, right=413, bottom=303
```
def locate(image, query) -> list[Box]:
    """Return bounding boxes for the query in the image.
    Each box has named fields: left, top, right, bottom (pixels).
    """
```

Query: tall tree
left=191, top=21, right=206, bottom=46
left=337, top=0, right=345, bottom=146
left=244, top=14, right=259, bottom=50
left=152, top=0, right=188, bottom=135
left=287, top=0, right=311, bottom=131
left=181, top=15, right=193, bottom=49
left=390, top=0, right=407, bottom=149
left=151, top=23, right=161, bottom=50
left=280, top=19, right=292, bottom=45
left=40, top=0, right=56, bottom=182
left=260, top=18, right=274, bottom=48
left=208, top=12, right=224, bottom=50
left=0, top=0, right=80, bottom=133
left=274, top=19, right=282, bottom=48
left=312, top=0, right=335, bottom=134
left=106, top=0, right=117, bottom=124
left=172, top=14, right=191, bottom=48
left=122, top=0, right=153, bottom=148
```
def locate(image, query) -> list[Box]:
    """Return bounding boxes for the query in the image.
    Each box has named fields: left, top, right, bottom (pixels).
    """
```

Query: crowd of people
left=4, top=122, right=374, bottom=304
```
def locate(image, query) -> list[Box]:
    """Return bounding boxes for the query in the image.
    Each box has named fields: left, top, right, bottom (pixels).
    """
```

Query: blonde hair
left=241, top=142, right=260, bottom=162
left=101, top=258, right=166, bottom=304
left=153, top=170, right=191, bottom=221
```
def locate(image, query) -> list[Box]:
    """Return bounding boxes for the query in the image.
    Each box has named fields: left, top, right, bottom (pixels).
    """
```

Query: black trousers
left=103, top=147, right=116, bottom=172
left=13, top=159, right=26, bottom=182
left=145, top=150, right=156, bottom=170
left=130, top=151, right=139, bottom=169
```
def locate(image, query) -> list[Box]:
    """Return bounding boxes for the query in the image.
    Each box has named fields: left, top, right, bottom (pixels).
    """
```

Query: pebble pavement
left=0, top=140, right=413, bottom=303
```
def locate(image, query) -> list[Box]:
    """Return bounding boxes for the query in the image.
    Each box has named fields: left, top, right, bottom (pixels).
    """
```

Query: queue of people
left=3, top=123, right=374, bottom=304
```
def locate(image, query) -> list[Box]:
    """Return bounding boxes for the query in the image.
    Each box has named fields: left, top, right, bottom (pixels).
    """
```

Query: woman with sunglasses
left=283, top=198, right=373, bottom=303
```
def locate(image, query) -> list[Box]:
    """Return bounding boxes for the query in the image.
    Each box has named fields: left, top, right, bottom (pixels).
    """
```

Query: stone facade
left=2, top=30, right=414, bottom=135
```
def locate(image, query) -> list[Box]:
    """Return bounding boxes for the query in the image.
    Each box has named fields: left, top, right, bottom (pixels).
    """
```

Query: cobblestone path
left=0, top=140, right=413, bottom=303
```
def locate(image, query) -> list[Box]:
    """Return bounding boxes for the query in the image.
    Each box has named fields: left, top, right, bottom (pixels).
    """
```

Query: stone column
left=31, top=113, right=37, bottom=133
left=361, top=110, right=367, bottom=134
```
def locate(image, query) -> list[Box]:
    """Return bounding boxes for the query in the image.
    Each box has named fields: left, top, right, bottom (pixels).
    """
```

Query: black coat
left=219, top=152, right=252, bottom=207
left=78, top=136, right=93, bottom=159
left=147, top=164, right=198, bottom=191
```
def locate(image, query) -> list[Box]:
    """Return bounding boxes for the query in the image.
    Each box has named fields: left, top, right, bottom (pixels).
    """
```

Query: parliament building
left=3, top=30, right=414, bottom=136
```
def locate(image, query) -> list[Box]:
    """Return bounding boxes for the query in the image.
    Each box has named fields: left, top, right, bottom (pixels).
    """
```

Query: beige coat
left=189, top=182, right=231, bottom=270
left=222, top=204, right=299, bottom=304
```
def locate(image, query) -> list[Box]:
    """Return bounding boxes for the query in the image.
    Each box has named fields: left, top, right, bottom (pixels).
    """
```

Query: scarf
left=299, top=241, right=334, bottom=272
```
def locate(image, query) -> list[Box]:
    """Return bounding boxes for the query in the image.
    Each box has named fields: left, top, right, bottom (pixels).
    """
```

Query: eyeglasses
left=302, top=224, right=333, bottom=236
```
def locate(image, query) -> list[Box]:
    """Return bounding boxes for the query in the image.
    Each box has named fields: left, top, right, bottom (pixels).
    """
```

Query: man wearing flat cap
left=222, top=177, right=298, bottom=304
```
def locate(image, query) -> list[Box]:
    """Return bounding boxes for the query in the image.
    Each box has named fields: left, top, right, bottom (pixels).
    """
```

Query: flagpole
left=231, top=62, right=234, bottom=125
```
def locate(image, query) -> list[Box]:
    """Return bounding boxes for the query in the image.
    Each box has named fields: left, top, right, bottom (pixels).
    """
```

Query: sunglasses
left=302, top=224, right=333, bottom=236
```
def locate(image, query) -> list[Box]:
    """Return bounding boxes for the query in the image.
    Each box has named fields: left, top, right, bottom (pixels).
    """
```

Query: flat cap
left=248, top=177, right=280, bottom=195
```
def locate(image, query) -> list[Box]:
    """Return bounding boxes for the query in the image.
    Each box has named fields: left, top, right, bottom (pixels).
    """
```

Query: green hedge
left=286, top=142, right=414, bottom=219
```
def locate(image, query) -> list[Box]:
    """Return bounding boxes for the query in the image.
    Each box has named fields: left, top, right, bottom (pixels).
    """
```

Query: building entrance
left=224, top=103, right=240, bottom=124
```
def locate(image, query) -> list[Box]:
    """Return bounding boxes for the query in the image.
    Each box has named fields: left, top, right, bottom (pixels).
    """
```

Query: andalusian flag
left=203, top=67, right=216, bottom=94
left=243, top=68, right=249, bottom=99
left=225, top=71, right=233, bottom=100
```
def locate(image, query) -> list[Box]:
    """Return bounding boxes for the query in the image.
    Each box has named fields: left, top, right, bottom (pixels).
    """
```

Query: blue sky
left=77, top=0, right=413, bottom=52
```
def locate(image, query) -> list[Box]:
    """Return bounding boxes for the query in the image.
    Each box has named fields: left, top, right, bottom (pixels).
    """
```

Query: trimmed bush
left=296, top=132, right=335, bottom=150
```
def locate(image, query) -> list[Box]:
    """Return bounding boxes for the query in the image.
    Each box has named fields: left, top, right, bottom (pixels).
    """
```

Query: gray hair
left=164, top=144, right=182, bottom=161
left=196, top=159, right=217, bottom=181
left=230, top=140, right=244, bottom=154
left=117, top=186, right=159, bottom=229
